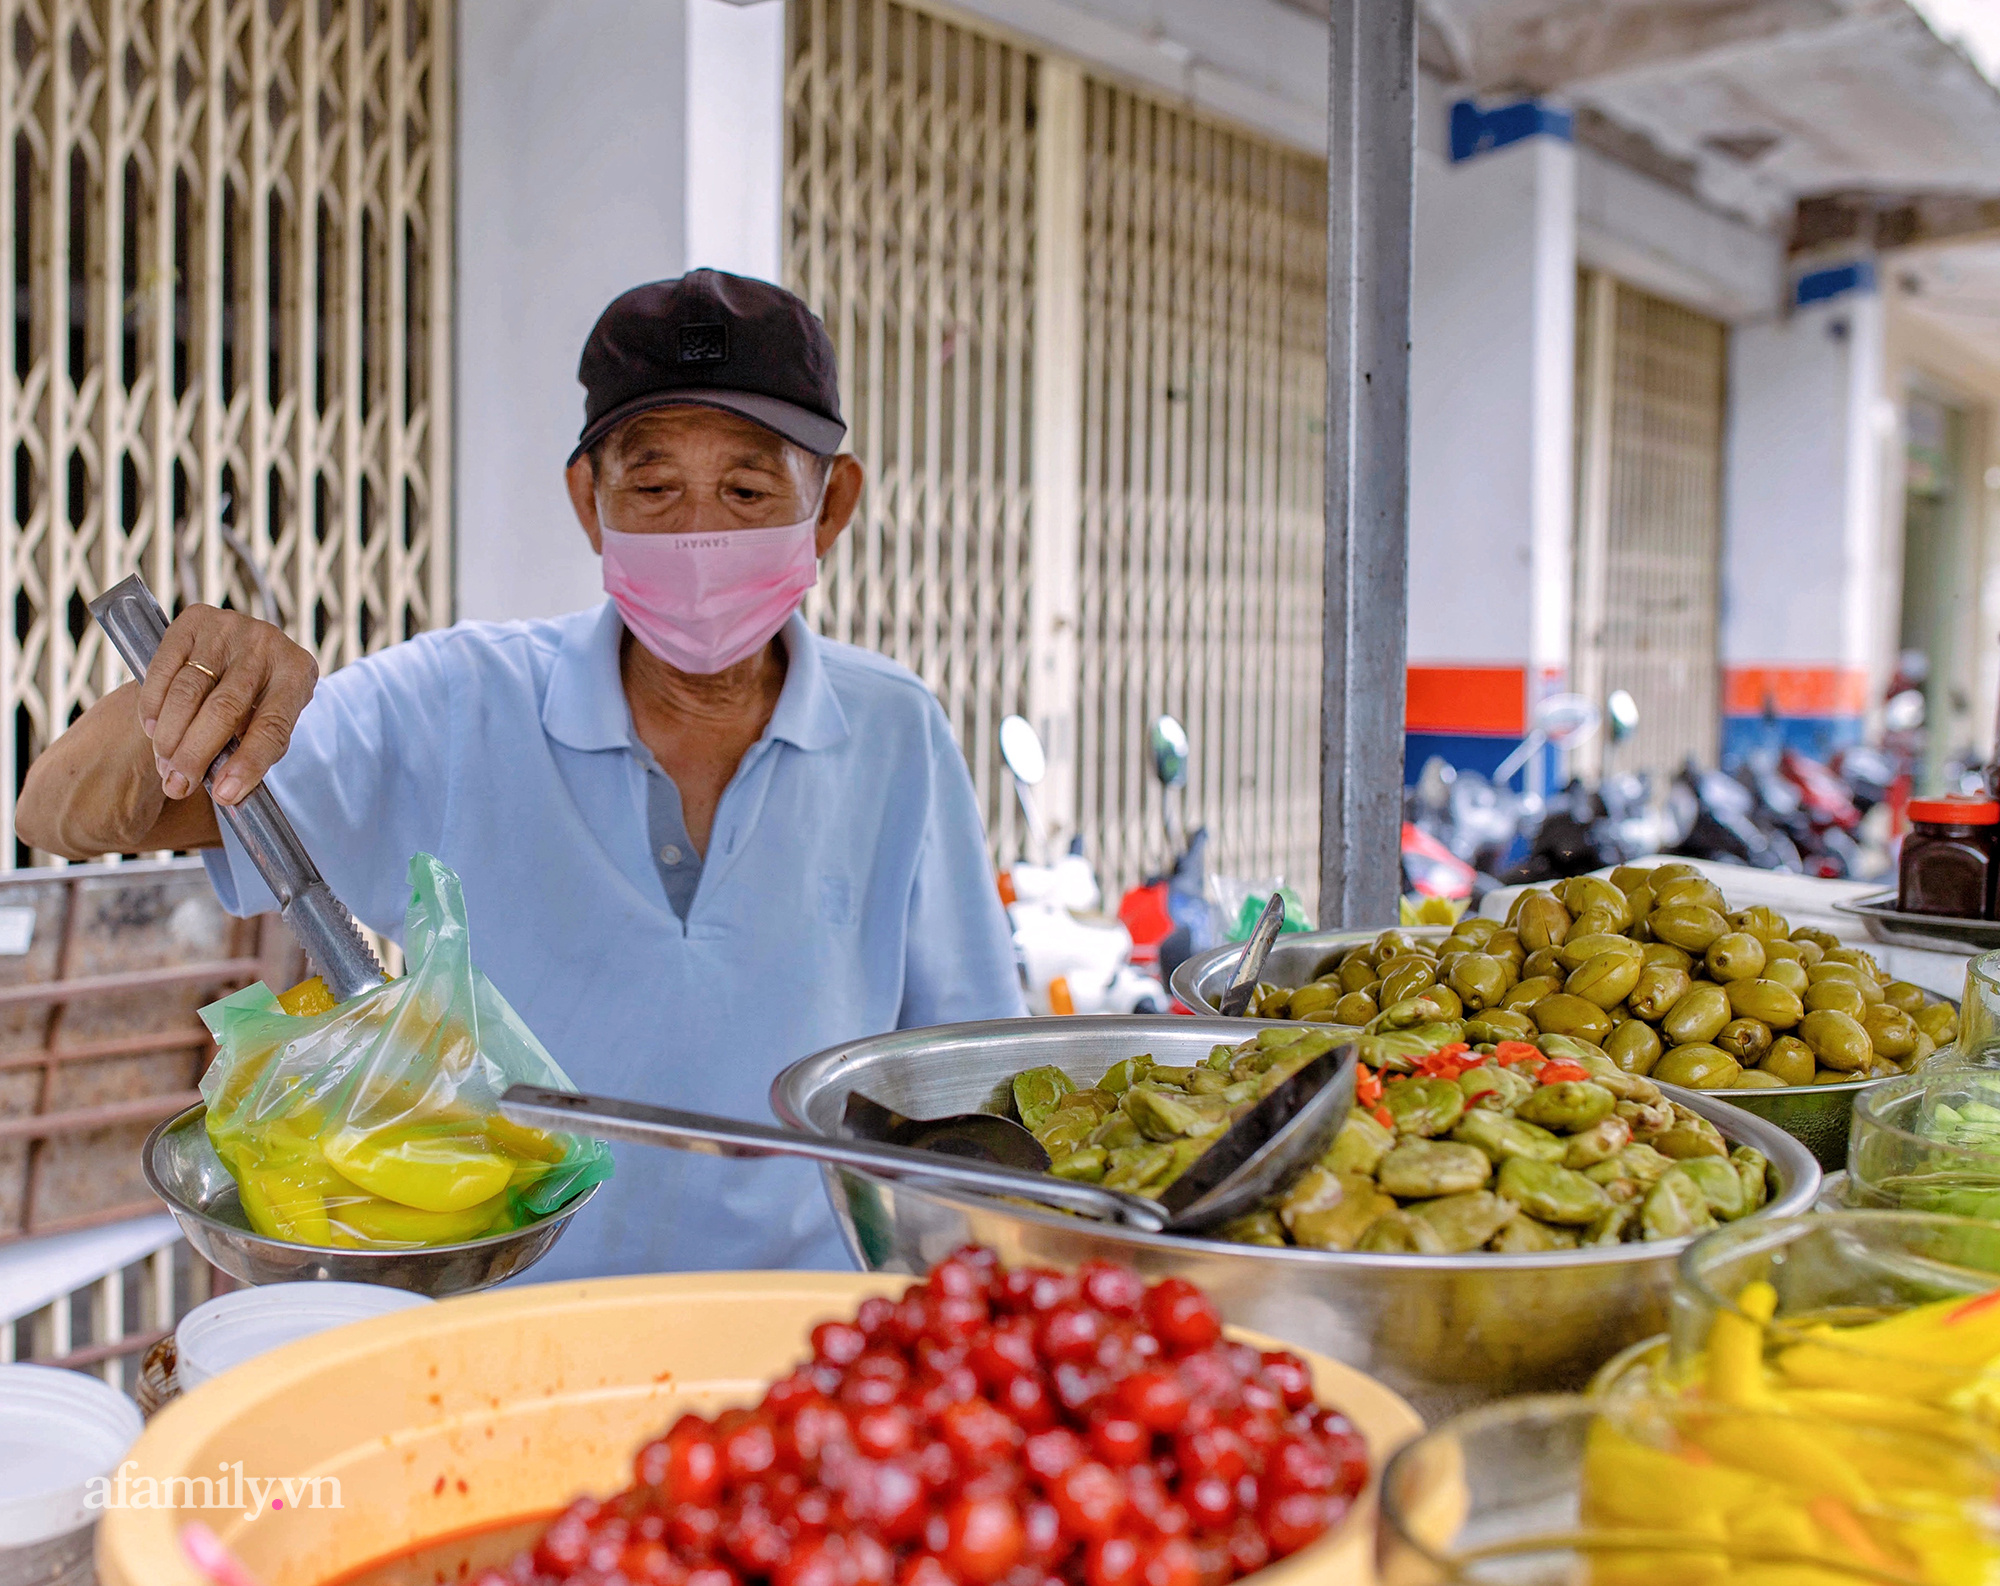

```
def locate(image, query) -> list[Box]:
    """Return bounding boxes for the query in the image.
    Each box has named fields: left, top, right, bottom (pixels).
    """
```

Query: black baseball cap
left=569, top=270, right=847, bottom=465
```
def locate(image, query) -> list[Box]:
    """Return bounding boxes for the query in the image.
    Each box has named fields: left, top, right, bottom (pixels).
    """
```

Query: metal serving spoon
left=500, top=1044, right=1355, bottom=1236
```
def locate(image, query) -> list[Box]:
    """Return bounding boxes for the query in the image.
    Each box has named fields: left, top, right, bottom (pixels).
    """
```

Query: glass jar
left=1897, top=796, right=2000, bottom=919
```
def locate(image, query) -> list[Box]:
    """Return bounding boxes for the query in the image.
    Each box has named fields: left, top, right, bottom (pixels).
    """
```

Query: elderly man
left=18, top=270, right=1025, bottom=1277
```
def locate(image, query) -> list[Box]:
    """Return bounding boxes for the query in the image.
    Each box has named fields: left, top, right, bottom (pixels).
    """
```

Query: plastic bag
left=199, top=852, right=612, bottom=1249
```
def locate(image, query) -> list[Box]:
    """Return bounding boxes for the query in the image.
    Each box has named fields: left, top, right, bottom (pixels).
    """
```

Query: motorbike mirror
left=1607, top=689, right=1639, bottom=744
left=1150, top=716, right=1190, bottom=789
left=1533, top=692, right=1603, bottom=750
left=1885, top=689, right=1926, bottom=733
left=999, top=714, right=1047, bottom=786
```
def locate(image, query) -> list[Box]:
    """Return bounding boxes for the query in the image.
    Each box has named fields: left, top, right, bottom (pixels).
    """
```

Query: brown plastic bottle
left=1898, top=796, right=2000, bottom=919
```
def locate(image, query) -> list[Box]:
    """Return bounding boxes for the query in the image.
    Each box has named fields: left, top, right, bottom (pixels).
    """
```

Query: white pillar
left=1406, top=100, right=1576, bottom=783
left=1722, top=263, right=1886, bottom=759
left=455, top=0, right=789, bottom=624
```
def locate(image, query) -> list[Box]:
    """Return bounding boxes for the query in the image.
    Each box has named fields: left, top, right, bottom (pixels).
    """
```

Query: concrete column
left=1722, top=262, right=1887, bottom=759
left=1405, top=99, right=1577, bottom=783
left=454, top=0, right=788, bottom=624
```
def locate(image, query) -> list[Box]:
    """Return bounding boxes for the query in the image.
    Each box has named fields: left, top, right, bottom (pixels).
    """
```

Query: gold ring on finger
left=184, top=661, right=220, bottom=683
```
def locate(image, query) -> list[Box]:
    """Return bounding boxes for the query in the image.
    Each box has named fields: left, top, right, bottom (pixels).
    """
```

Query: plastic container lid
left=1908, top=796, right=2000, bottom=826
left=0, top=1363, right=144, bottom=1545
left=176, top=1282, right=433, bottom=1392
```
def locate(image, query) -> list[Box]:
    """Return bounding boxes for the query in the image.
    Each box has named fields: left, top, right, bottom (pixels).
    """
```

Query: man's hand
left=140, top=606, right=318, bottom=806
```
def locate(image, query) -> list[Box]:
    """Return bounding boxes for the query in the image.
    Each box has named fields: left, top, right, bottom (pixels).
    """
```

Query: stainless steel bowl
left=143, top=1104, right=594, bottom=1295
left=770, top=1016, right=1820, bottom=1421
left=1172, top=928, right=1887, bottom=1172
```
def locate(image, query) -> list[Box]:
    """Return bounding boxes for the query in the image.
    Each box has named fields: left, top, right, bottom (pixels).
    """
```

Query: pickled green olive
left=1324, top=1111, right=1395, bottom=1176
left=1567, top=951, right=1643, bottom=1011
left=1285, top=981, right=1345, bottom=1019
left=1604, top=1018, right=1663, bottom=1077
left=1883, top=980, right=1927, bottom=1015
left=1704, top=932, right=1767, bottom=984
left=1516, top=1080, right=1617, bottom=1134
left=1652, top=877, right=1728, bottom=914
left=1531, top=994, right=1614, bottom=1045
left=1333, top=992, right=1379, bottom=1025
left=1407, top=1190, right=1518, bottom=1253
left=1652, top=1043, right=1741, bottom=1090
left=1676, top=1155, right=1750, bottom=1221
left=1650, top=904, right=1730, bottom=954
left=1628, top=966, right=1692, bottom=1022
left=1862, top=1004, right=1918, bottom=1061
left=1338, top=956, right=1379, bottom=995
left=1502, top=975, right=1562, bottom=1012
left=1355, top=1210, right=1447, bottom=1254
left=1012, top=1065, right=1076, bottom=1132
left=1917, top=1003, right=1960, bottom=1043
left=1521, top=948, right=1567, bottom=985
left=1562, top=1115, right=1632, bottom=1170
left=1639, top=1168, right=1716, bottom=1240
left=1802, top=978, right=1869, bottom=1020
left=1378, top=961, right=1438, bottom=1006
left=1726, top=978, right=1804, bottom=1029
left=1557, top=932, right=1643, bottom=973
left=1715, top=1018, right=1773, bottom=1065
left=1799, top=1008, right=1872, bottom=1073
left=1729, top=906, right=1789, bottom=944
left=1731, top=1070, right=1787, bottom=1090
left=1641, top=943, right=1695, bottom=973
left=1761, top=1036, right=1816, bottom=1088
left=1448, top=954, right=1511, bottom=1013
left=1495, top=1157, right=1612, bottom=1226
left=1515, top=893, right=1572, bottom=953
left=1463, top=1010, right=1539, bottom=1044
left=1762, top=958, right=1810, bottom=999
left=1450, top=1109, right=1567, bottom=1165
left=1377, top=1139, right=1493, bottom=1198
left=1559, top=876, right=1633, bottom=930
left=1382, top=1076, right=1468, bottom=1138
left=1662, top=984, right=1731, bottom=1047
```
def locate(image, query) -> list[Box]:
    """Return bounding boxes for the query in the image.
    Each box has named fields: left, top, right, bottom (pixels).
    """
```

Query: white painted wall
left=1723, top=289, right=1888, bottom=677
left=1408, top=134, right=1577, bottom=676
left=1576, top=147, right=1784, bottom=322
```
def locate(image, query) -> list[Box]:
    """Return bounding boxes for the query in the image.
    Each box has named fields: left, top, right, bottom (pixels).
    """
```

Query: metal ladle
left=500, top=1042, right=1354, bottom=1237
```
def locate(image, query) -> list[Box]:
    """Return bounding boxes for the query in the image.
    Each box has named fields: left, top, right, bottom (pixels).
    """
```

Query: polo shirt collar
left=541, top=601, right=848, bottom=755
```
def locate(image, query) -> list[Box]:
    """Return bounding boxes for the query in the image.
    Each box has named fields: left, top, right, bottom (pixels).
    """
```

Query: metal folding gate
left=0, top=0, right=454, bottom=870
left=784, top=0, right=1328, bottom=904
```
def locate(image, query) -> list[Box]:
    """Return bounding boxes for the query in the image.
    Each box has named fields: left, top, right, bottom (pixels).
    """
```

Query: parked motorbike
left=1116, top=716, right=1225, bottom=986
left=1667, top=758, right=1801, bottom=871
left=998, top=715, right=1167, bottom=1015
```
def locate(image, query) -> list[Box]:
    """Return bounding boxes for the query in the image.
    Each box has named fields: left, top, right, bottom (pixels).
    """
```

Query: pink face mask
left=600, top=515, right=820, bottom=674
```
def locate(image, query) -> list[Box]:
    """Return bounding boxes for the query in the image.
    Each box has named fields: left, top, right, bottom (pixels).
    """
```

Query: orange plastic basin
left=97, top=1271, right=1422, bottom=1586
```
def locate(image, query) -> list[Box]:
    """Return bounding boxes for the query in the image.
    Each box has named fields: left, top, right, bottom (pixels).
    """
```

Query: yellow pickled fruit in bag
left=236, top=1166, right=334, bottom=1246
left=329, top=1189, right=510, bottom=1247
left=276, top=975, right=340, bottom=1017
left=322, top=1123, right=513, bottom=1212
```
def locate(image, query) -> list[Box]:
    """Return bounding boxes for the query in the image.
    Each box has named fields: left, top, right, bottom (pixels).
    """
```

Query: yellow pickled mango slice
left=321, top=1123, right=513, bottom=1212
left=276, top=975, right=340, bottom=1017
left=236, top=1167, right=333, bottom=1246
left=329, top=1189, right=509, bottom=1247
left=483, top=1114, right=567, bottom=1165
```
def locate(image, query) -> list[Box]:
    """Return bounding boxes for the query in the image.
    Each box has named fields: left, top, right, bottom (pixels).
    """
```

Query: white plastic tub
left=176, top=1282, right=432, bottom=1391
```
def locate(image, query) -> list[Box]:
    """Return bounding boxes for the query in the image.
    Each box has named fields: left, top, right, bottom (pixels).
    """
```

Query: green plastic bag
left=198, top=852, right=611, bottom=1249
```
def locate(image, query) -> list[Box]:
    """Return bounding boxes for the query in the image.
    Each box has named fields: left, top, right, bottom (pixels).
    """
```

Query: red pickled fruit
left=1183, top=1475, right=1236, bottom=1531
left=1257, top=1351, right=1315, bottom=1412
left=1088, top=1414, right=1150, bottom=1468
left=1260, top=1491, right=1337, bottom=1558
left=1038, top=1305, right=1107, bottom=1364
left=1078, top=1260, right=1146, bottom=1317
left=686, top=1566, right=741, bottom=1586
left=812, top=1319, right=868, bottom=1367
left=1115, top=1368, right=1190, bottom=1432
left=721, top=1416, right=778, bottom=1483
left=1051, top=1462, right=1127, bottom=1541
left=1001, top=1373, right=1058, bottom=1432
left=1143, top=1281, right=1222, bottom=1353
left=855, top=1404, right=917, bottom=1459
left=943, top=1495, right=1026, bottom=1585
left=969, top=1318, right=1041, bottom=1387
left=1023, top=1427, right=1087, bottom=1483
left=1267, top=1436, right=1339, bottom=1496
left=1084, top=1535, right=1144, bottom=1586
left=1139, top=1537, right=1200, bottom=1586
left=940, top=1398, right=1024, bottom=1465
left=899, top=1556, right=960, bottom=1586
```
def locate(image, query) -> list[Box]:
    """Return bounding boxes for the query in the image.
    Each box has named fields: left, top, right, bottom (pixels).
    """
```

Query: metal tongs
left=89, top=574, right=388, bottom=1003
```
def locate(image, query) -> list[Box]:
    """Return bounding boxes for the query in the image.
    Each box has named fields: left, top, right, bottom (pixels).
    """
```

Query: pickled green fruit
left=1379, top=961, right=1437, bottom=1006
left=1490, top=1217, right=1579, bottom=1252
left=1604, top=1019, right=1663, bottom=1077
left=1824, top=947, right=1881, bottom=978
left=1515, top=892, right=1572, bottom=953
left=1567, top=951, right=1643, bottom=1010
left=1645, top=861, right=1703, bottom=888
left=1883, top=980, right=1926, bottom=1015
left=1715, top=1018, right=1773, bottom=1065
left=1087, top=1114, right=1141, bottom=1152
left=1377, top=1139, right=1493, bottom=1198
left=1040, top=1120, right=1094, bottom=1157
left=1589, top=1143, right=1675, bottom=1186
left=1628, top=965, right=1691, bottom=1021
left=1641, top=943, right=1695, bottom=972
left=1761, top=1037, right=1816, bottom=1088
left=1763, top=937, right=1804, bottom=963
left=1762, top=958, right=1810, bottom=998
left=1012, top=1066, right=1077, bottom=1132
left=1910, top=1032, right=1938, bottom=1067
left=1792, top=926, right=1840, bottom=950
left=1562, top=876, right=1633, bottom=929
left=1662, top=984, right=1732, bottom=1046
left=1049, top=1146, right=1108, bottom=1180
left=1099, top=1055, right=1154, bottom=1094
left=1803, top=978, right=1868, bottom=1020
left=1705, top=932, right=1767, bottom=984
left=1650, top=904, right=1729, bottom=953
left=1464, top=1011, right=1539, bottom=1044
left=1286, top=981, right=1345, bottom=1019
left=1536, top=1033, right=1613, bottom=1066
left=1338, top=956, right=1378, bottom=994
left=1567, top=908, right=1623, bottom=942
left=1460, top=1062, right=1535, bottom=1113
left=1374, top=994, right=1452, bottom=1031
left=1124, top=1087, right=1219, bottom=1141
left=1216, top=1210, right=1288, bottom=1247
left=1501, top=975, right=1561, bottom=1012
left=1562, top=1115, right=1632, bottom=1170
left=1652, top=1044, right=1741, bottom=1090
left=1103, top=1143, right=1176, bottom=1192
left=1450, top=1109, right=1566, bottom=1165
left=1287, top=1177, right=1401, bottom=1251
left=1731, top=1069, right=1786, bottom=1089
left=1382, top=1076, right=1467, bottom=1138
left=1521, top=948, right=1567, bottom=984
left=1448, top=954, right=1510, bottom=1013
left=1649, top=1115, right=1729, bottom=1160
left=1333, top=992, right=1379, bottom=1025
left=1324, top=1111, right=1395, bottom=1176
left=1486, top=929, right=1526, bottom=969
left=1799, top=1008, right=1872, bottom=1073
left=1640, top=1168, right=1716, bottom=1240
left=1809, top=962, right=1884, bottom=1006
left=1374, top=930, right=1421, bottom=958
left=1609, top=865, right=1657, bottom=893
left=1557, top=932, right=1642, bottom=973
left=1730, top=1145, right=1772, bottom=1213
left=1531, top=994, right=1614, bottom=1044
left=1407, top=1190, right=1518, bottom=1253
left=1916, top=1003, right=1959, bottom=1043
left=1653, top=876, right=1728, bottom=914
left=1585, top=1204, right=1640, bottom=1246
left=1495, top=1157, right=1612, bottom=1225
left=1862, top=1004, right=1918, bottom=1061
left=1355, top=1210, right=1447, bottom=1254
left=1811, top=1068, right=1853, bottom=1085
left=1730, top=906, right=1790, bottom=943
left=1570, top=1058, right=1661, bottom=1104
left=1517, top=1080, right=1617, bottom=1133
left=1678, top=1156, right=1750, bottom=1221
left=1728, top=976, right=1808, bottom=1024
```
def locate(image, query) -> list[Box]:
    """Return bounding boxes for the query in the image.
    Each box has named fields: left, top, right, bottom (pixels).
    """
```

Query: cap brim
left=569, top=388, right=847, bottom=465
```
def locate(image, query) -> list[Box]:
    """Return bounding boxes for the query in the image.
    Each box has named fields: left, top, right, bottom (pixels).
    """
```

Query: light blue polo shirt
left=202, top=602, right=1025, bottom=1278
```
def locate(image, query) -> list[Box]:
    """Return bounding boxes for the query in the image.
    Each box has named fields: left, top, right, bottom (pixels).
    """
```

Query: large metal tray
left=1833, top=891, right=2000, bottom=954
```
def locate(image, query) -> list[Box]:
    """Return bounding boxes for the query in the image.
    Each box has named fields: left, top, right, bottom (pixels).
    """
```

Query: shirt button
left=660, top=845, right=683, bottom=866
